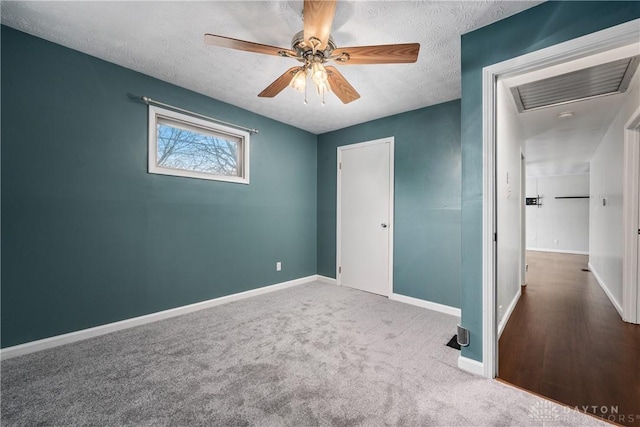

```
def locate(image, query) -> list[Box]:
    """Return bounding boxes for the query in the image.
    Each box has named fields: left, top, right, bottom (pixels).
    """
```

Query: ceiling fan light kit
left=289, top=69, right=307, bottom=93
left=204, top=0, right=420, bottom=105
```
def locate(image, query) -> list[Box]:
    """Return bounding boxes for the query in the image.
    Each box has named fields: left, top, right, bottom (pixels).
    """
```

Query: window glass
left=148, top=106, right=250, bottom=184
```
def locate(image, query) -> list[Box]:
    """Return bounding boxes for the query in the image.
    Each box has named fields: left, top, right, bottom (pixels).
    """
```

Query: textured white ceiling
left=1, top=0, right=542, bottom=134
left=502, top=42, right=640, bottom=177
left=519, top=93, right=629, bottom=177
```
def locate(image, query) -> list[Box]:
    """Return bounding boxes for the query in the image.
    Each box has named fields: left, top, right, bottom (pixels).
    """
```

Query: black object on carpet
left=446, top=334, right=461, bottom=350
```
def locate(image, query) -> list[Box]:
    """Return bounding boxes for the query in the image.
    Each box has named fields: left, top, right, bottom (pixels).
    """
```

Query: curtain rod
left=128, top=94, right=259, bottom=134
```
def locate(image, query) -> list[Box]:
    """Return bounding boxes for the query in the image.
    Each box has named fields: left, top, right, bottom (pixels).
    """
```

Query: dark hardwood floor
left=499, top=251, right=640, bottom=426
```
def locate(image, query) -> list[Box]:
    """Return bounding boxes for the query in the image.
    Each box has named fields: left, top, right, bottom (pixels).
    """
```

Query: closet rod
left=554, top=196, right=589, bottom=199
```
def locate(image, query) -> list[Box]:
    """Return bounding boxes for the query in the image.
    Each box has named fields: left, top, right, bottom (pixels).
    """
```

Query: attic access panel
left=511, top=55, right=640, bottom=112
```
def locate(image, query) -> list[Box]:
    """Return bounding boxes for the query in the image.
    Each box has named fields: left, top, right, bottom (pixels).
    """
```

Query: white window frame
left=148, top=105, right=250, bottom=184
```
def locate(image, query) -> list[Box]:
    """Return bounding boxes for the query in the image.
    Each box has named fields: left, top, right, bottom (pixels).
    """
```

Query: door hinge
left=638, top=228, right=640, bottom=235
left=494, top=232, right=497, bottom=242
left=339, top=266, right=342, bottom=274
left=339, top=162, right=342, bottom=170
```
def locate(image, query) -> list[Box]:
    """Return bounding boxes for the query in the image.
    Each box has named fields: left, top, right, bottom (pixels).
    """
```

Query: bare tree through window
left=156, top=123, right=239, bottom=176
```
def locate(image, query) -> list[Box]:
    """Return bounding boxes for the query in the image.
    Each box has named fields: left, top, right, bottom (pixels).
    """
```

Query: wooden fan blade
left=258, top=67, right=300, bottom=98
left=204, top=34, right=295, bottom=57
left=333, top=43, right=420, bottom=65
left=326, top=66, right=360, bottom=104
left=303, top=0, right=337, bottom=51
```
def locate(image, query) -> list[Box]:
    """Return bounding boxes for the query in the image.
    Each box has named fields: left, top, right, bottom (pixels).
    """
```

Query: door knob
left=381, top=223, right=388, bottom=228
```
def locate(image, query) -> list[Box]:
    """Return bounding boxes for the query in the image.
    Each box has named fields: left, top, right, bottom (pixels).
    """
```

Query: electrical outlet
left=554, top=239, right=559, bottom=245
left=276, top=261, right=282, bottom=271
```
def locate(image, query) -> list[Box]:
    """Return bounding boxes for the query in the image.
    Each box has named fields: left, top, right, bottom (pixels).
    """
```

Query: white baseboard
left=389, top=293, right=461, bottom=317
left=458, top=356, right=485, bottom=376
left=315, top=275, right=337, bottom=285
left=1, top=275, right=319, bottom=360
left=587, top=262, right=624, bottom=318
left=498, top=287, right=521, bottom=338
left=526, top=247, right=588, bottom=255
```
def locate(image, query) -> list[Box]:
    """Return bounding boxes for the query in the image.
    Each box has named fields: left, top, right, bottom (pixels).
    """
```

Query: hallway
left=499, top=251, right=640, bottom=426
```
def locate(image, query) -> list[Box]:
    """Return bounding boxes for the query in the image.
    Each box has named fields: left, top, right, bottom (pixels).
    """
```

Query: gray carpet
left=1, top=282, right=605, bottom=426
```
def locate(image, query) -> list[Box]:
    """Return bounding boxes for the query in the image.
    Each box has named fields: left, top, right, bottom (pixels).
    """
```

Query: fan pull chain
left=304, top=76, right=308, bottom=105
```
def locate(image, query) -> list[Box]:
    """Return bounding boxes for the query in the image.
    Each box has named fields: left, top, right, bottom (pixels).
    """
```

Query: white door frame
left=622, top=106, right=640, bottom=324
left=336, top=137, right=395, bottom=297
left=481, top=19, right=640, bottom=379
left=520, top=152, right=526, bottom=288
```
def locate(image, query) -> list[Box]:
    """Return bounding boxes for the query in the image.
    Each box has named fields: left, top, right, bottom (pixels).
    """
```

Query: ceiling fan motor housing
left=290, top=30, right=336, bottom=62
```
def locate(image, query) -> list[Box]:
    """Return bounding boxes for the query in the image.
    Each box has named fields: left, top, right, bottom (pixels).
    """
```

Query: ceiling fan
left=204, top=0, right=420, bottom=104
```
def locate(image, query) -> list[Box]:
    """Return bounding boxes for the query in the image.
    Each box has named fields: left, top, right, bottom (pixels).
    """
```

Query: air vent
left=511, top=56, right=639, bottom=112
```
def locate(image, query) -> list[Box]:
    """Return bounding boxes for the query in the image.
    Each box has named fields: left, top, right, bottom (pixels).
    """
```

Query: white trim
left=520, top=153, right=527, bottom=291
left=316, top=275, right=337, bottom=285
left=458, top=356, right=485, bottom=376
left=526, top=247, right=589, bottom=256
left=336, top=145, right=342, bottom=285
left=336, top=137, right=395, bottom=297
left=482, top=46, right=498, bottom=380
left=390, top=293, right=461, bottom=317
left=148, top=105, right=250, bottom=184
left=389, top=142, right=395, bottom=298
left=589, top=262, right=624, bottom=318
left=622, top=106, right=640, bottom=324
left=498, top=287, right=521, bottom=338
left=0, top=275, right=318, bottom=360
left=481, top=19, right=640, bottom=379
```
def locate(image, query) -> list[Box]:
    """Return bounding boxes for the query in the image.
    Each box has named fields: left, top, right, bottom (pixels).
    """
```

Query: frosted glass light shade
left=315, top=81, right=330, bottom=95
left=290, top=69, right=307, bottom=93
left=311, top=62, right=328, bottom=86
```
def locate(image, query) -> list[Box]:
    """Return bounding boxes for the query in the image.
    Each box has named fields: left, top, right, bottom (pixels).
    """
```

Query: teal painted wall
left=317, top=100, right=461, bottom=308
left=460, top=2, right=640, bottom=362
left=1, top=26, right=317, bottom=348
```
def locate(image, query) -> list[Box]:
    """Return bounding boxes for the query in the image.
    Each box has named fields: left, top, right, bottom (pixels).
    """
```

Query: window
left=148, top=106, right=250, bottom=184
